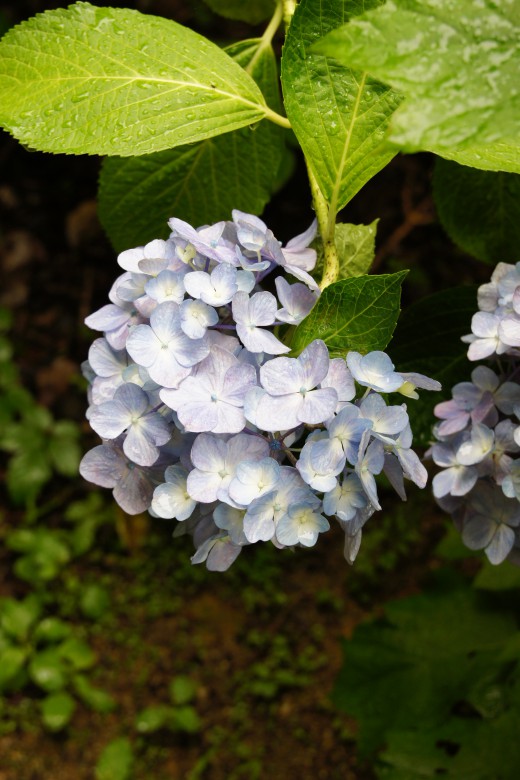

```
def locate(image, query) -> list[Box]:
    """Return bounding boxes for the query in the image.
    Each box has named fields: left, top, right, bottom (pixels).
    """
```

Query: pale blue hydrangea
left=81, top=211, right=438, bottom=570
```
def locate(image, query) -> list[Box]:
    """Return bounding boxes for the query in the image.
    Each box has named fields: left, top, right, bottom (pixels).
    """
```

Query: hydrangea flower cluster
left=430, top=261, right=520, bottom=566
left=80, top=211, right=439, bottom=571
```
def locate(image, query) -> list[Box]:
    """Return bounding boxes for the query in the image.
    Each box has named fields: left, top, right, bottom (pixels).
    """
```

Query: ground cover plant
left=1, top=0, right=520, bottom=777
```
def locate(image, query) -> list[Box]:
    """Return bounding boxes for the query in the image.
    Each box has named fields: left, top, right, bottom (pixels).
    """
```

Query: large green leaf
left=291, top=271, right=406, bottom=357
left=202, top=0, right=276, bottom=23
left=433, top=161, right=520, bottom=264
left=281, top=0, right=401, bottom=214
left=389, top=286, right=476, bottom=446
left=0, top=2, right=270, bottom=156
left=333, top=575, right=519, bottom=760
left=98, top=39, right=287, bottom=251
left=316, top=0, right=520, bottom=172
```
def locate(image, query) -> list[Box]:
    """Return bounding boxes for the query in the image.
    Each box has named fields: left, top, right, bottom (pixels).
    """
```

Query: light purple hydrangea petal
left=347, top=351, right=404, bottom=393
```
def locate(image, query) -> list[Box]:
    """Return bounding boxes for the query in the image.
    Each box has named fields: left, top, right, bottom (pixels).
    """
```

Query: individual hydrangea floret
left=160, top=346, right=256, bottom=434
left=346, top=351, right=404, bottom=393
left=245, top=339, right=337, bottom=431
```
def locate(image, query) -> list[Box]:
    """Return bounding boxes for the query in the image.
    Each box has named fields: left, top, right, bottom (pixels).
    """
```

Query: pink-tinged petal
left=299, top=388, right=338, bottom=424
left=254, top=393, right=303, bottom=432
left=260, top=357, right=303, bottom=395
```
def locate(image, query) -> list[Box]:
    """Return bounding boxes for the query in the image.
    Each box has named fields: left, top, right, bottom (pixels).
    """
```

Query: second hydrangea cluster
left=80, top=211, right=439, bottom=570
left=430, top=262, right=520, bottom=566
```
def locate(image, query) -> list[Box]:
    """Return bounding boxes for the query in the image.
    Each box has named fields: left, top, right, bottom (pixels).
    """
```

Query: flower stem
left=246, top=2, right=284, bottom=75
left=306, top=162, right=339, bottom=290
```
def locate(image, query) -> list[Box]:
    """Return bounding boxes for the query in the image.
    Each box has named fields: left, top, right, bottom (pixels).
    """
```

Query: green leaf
left=433, top=161, right=520, bottom=264
left=135, top=705, right=172, bottom=734
left=0, top=596, right=42, bottom=642
left=41, top=691, right=76, bottom=732
left=58, top=637, right=96, bottom=671
left=6, top=450, right=51, bottom=505
left=474, top=560, right=520, bottom=592
left=33, top=618, right=73, bottom=645
left=281, top=0, right=401, bottom=213
left=389, top=286, right=477, bottom=446
left=202, top=0, right=276, bottom=24
left=0, top=2, right=269, bottom=157
left=29, top=649, right=68, bottom=692
left=95, top=737, right=134, bottom=780
left=291, top=271, right=406, bottom=357
left=98, top=38, right=287, bottom=251
left=172, top=705, right=202, bottom=733
left=316, top=0, right=520, bottom=172
left=169, top=675, right=197, bottom=705
left=73, top=675, right=117, bottom=713
left=80, top=584, right=110, bottom=620
left=49, top=424, right=81, bottom=476
left=12, top=531, right=71, bottom=584
left=335, top=220, right=378, bottom=278
left=0, top=646, right=28, bottom=692
left=379, top=676, right=520, bottom=779
left=333, top=577, right=518, bottom=758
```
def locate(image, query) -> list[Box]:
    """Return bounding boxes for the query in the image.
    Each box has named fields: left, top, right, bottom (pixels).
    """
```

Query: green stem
left=246, top=2, right=284, bottom=75
left=306, top=162, right=339, bottom=289
left=263, top=106, right=292, bottom=129
left=282, top=0, right=297, bottom=29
